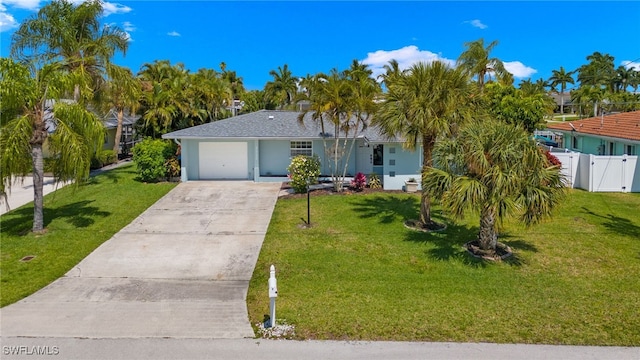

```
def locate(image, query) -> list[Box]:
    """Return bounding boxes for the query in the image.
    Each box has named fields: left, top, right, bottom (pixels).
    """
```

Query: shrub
left=165, top=156, right=181, bottom=180
left=368, top=173, right=382, bottom=189
left=132, top=138, right=173, bottom=182
left=90, top=150, right=117, bottom=170
left=350, top=172, right=367, bottom=191
left=287, top=155, right=321, bottom=193
left=544, top=150, right=562, bottom=166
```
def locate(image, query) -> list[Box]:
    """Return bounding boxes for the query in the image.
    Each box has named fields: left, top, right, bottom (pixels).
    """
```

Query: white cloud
left=0, top=0, right=40, bottom=11
left=101, top=1, right=131, bottom=16
left=622, top=60, right=640, bottom=71
left=0, top=10, right=18, bottom=32
left=0, top=0, right=39, bottom=33
left=167, top=31, right=181, bottom=37
left=66, top=0, right=131, bottom=16
left=503, top=61, right=537, bottom=78
left=122, top=21, right=135, bottom=32
left=361, top=45, right=456, bottom=79
left=465, top=19, right=487, bottom=29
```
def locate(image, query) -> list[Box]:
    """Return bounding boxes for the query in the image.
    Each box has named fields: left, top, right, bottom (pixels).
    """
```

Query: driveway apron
left=0, top=181, right=282, bottom=339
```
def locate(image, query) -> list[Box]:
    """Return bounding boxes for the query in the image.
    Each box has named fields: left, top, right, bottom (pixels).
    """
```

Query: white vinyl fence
left=552, top=151, right=639, bottom=192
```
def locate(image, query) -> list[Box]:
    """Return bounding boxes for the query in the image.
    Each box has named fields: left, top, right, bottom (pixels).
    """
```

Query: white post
left=268, top=264, right=278, bottom=328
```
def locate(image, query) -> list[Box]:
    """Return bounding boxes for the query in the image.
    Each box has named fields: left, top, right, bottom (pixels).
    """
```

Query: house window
left=626, top=145, right=636, bottom=155
left=389, top=159, right=395, bottom=166
left=389, top=147, right=396, bottom=154
left=373, top=144, right=383, bottom=166
left=290, top=141, right=312, bottom=157
left=572, top=135, right=578, bottom=149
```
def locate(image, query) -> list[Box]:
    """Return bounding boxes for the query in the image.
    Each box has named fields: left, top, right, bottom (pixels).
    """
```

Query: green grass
left=248, top=190, right=640, bottom=345
left=0, top=163, right=176, bottom=307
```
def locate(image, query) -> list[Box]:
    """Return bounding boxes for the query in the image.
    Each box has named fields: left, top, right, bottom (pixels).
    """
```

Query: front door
left=356, top=141, right=373, bottom=175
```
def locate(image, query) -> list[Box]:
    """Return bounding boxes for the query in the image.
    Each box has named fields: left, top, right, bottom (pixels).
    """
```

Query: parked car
left=534, top=135, right=559, bottom=147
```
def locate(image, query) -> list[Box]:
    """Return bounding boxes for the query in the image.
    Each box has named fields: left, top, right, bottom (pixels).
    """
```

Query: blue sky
left=1, top=1, right=639, bottom=90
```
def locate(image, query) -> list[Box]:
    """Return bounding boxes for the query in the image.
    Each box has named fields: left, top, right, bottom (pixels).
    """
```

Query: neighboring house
left=100, top=109, right=140, bottom=156
left=550, top=92, right=575, bottom=114
left=545, top=110, right=640, bottom=193
left=161, top=110, right=423, bottom=190
left=546, top=110, right=640, bottom=156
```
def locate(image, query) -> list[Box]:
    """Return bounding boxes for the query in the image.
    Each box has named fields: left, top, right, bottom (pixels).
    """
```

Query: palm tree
left=424, top=120, right=565, bottom=255
left=614, top=65, right=634, bottom=93
left=374, top=61, right=472, bottom=230
left=571, top=85, right=605, bottom=117
left=548, top=66, right=575, bottom=114
left=193, top=68, right=233, bottom=121
left=456, top=38, right=507, bottom=91
left=577, top=52, right=615, bottom=90
left=265, top=64, right=298, bottom=109
left=99, top=64, right=141, bottom=154
left=379, top=59, right=404, bottom=88
left=297, top=69, right=353, bottom=191
left=11, top=0, right=129, bottom=101
left=0, top=58, right=104, bottom=232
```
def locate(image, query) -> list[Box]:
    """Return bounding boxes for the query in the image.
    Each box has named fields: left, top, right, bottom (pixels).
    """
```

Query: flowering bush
left=350, top=172, right=367, bottom=191
left=287, top=155, right=321, bottom=193
left=544, top=150, right=562, bottom=166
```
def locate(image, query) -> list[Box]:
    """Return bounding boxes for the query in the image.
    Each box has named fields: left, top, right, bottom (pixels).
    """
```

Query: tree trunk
left=113, top=108, right=124, bottom=154
left=560, top=85, right=565, bottom=115
left=478, top=206, right=498, bottom=250
left=32, top=143, right=45, bottom=232
left=419, top=134, right=436, bottom=225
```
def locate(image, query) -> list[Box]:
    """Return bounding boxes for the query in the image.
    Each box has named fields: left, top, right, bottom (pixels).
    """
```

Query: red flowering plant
left=350, top=172, right=367, bottom=191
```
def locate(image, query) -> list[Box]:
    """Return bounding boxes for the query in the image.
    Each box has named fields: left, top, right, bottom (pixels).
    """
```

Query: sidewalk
left=0, top=338, right=637, bottom=360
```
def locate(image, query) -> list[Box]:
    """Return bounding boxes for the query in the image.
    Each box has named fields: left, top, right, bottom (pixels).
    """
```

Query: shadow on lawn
left=0, top=200, right=110, bottom=236
left=581, top=206, right=640, bottom=240
left=351, top=195, right=535, bottom=267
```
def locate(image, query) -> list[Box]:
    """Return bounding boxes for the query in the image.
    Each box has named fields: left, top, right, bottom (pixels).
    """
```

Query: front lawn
left=248, top=190, right=640, bottom=345
left=0, top=163, right=176, bottom=307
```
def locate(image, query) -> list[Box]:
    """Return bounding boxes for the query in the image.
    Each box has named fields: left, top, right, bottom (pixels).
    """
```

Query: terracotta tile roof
left=547, top=110, right=640, bottom=141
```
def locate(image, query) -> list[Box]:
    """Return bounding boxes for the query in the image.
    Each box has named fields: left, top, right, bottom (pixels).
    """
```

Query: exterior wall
left=259, top=140, right=290, bottom=176
left=180, top=138, right=423, bottom=190
left=381, top=143, right=422, bottom=190
left=551, top=130, right=640, bottom=156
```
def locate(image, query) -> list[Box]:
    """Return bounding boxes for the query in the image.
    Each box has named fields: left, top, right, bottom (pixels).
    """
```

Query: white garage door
left=198, top=142, right=248, bottom=179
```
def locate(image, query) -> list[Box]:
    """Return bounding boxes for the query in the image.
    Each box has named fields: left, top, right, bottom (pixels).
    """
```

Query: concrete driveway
left=1, top=181, right=282, bottom=339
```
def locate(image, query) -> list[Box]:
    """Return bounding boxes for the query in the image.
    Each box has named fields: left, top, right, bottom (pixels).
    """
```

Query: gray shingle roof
left=162, top=110, right=393, bottom=142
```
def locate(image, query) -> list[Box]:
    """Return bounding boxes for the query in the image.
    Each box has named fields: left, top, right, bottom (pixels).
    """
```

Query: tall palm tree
left=297, top=69, right=353, bottom=191
left=577, top=52, right=615, bottom=90
left=0, top=58, right=104, bottom=232
left=11, top=0, right=129, bottom=101
left=424, top=120, right=565, bottom=254
left=265, top=64, right=298, bottom=109
left=374, top=61, right=472, bottom=230
left=456, top=38, right=507, bottom=91
left=99, top=64, right=141, bottom=154
left=548, top=66, right=575, bottom=114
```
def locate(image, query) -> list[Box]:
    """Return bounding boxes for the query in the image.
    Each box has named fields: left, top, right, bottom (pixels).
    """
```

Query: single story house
left=100, top=109, right=140, bottom=155
left=162, top=110, right=423, bottom=190
left=546, top=110, right=640, bottom=156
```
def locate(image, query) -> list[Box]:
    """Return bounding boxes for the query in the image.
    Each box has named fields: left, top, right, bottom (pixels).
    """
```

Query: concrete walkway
left=1, top=181, right=282, bottom=338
